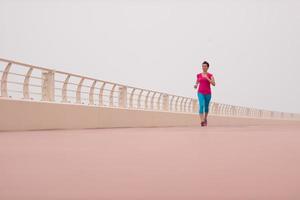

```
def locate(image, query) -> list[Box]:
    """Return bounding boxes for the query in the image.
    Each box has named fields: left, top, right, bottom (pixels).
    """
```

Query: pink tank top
left=197, top=73, right=213, bottom=94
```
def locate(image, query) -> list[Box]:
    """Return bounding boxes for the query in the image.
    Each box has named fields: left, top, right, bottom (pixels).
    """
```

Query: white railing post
left=119, top=86, right=127, bottom=108
left=23, top=67, right=34, bottom=99
left=62, top=75, right=70, bottom=103
left=89, top=80, right=97, bottom=105
left=162, top=94, right=169, bottom=111
left=157, top=93, right=163, bottom=110
left=129, top=88, right=136, bottom=108
left=0, top=62, right=12, bottom=97
left=137, top=90, right=143, bottom=109
left=99, top=82, right=106, bottom=106
left=41, top=70, right=55, bottom=102
left=109, top=84, right=117, bottom=107
left=76, top=78, right=85, bottom=104
left=144, top=91, right=150, bottom=110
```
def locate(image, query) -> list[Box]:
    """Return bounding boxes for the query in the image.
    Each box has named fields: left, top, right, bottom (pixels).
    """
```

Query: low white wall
left=0, top=98, right=299, bottom=131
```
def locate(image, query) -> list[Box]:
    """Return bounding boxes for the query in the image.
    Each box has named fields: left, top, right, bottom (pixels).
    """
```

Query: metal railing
left=0, top=58, right=299, bottom=120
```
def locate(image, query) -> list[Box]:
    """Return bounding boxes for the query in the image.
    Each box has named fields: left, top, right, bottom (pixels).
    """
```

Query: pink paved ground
left=1, top=124, right=300, bottom=200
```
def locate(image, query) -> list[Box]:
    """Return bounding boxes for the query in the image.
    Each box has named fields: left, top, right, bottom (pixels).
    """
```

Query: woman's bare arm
left=194, top=80, right=199, bottom=89
left=206, top=76, right=216, bottom=86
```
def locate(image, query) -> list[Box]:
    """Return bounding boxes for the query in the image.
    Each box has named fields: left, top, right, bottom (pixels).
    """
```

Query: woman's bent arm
left=207, top=76, right=216, bottom=86
left=194, top=80, right=199, bottom=89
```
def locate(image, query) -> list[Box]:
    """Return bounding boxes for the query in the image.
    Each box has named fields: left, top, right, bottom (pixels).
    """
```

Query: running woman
left=194, top=61, right=216, bottom=126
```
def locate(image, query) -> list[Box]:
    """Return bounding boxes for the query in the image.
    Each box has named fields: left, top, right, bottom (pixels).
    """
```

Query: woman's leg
left=204, top=94, right=212, bottom=122
left=197, top=93, right=205, bottom=122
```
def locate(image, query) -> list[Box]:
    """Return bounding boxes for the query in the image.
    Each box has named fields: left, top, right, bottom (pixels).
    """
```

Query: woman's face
left=202, top=64, right=209, bottom=72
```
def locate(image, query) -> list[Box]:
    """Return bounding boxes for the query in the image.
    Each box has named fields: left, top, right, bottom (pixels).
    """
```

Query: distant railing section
left=1, top=58, right=299, bottom=120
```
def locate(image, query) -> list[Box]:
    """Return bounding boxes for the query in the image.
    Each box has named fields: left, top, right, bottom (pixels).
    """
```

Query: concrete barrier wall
left=0, top=98, right=299, bottom=132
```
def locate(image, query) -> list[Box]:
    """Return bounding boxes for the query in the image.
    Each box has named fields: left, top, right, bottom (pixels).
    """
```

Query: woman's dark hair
left=202, top=61, right=209, bottom=67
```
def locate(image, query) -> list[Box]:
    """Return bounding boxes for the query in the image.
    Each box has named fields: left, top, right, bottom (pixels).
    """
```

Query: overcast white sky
left=1, top=0, right=299, bottom=113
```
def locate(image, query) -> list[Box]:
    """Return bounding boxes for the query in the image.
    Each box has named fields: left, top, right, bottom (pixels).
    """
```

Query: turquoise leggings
left=197, top=92, right=212, bottom=114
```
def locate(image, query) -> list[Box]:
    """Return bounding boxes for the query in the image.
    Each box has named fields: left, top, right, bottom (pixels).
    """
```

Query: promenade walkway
left=1, top=123, right=300, bottom=200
